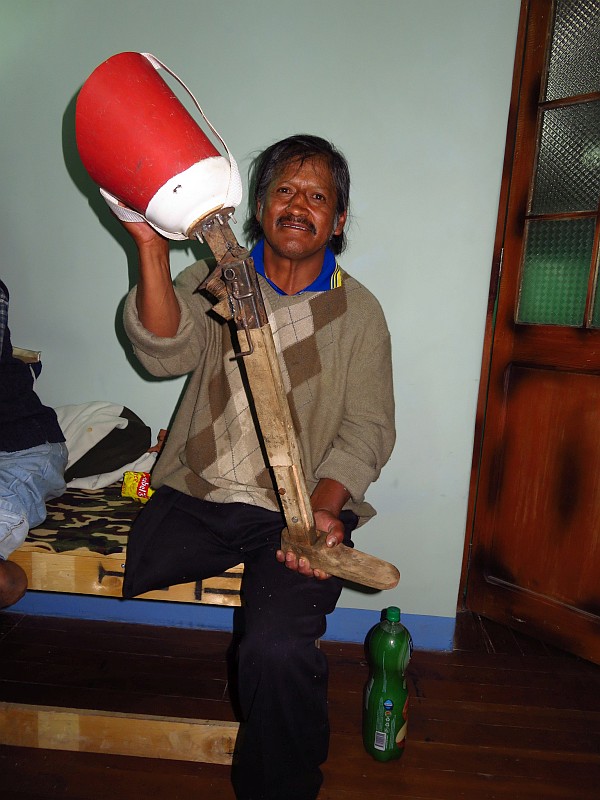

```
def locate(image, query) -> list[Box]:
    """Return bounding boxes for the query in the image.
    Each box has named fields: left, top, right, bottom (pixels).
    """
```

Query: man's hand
left=276, top=478, right=350, bottom=580
left=276, top=509, right=344, bottom=580
left=112, top=201, right=167, bottom=248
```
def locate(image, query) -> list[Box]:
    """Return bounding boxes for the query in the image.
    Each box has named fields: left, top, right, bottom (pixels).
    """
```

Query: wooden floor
left=0, top=610, right=598, bottom=799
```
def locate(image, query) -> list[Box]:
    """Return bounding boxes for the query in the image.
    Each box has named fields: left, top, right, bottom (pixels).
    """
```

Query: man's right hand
left=114, top=206, right=169, bottom=252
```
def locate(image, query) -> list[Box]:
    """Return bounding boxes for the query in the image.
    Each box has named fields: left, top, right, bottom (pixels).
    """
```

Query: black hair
left=243, top=134, right=350, bottom=255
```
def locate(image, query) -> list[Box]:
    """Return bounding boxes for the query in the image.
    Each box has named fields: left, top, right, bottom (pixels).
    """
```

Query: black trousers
left=123, top=486, right=357, bottom=800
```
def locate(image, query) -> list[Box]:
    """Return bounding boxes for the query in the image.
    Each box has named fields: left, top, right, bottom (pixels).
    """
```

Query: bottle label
left=373, top=698, right=395, bottom=751
left=374, top=730, right=387, bottom=750
left=372, top=695, right=408, bottom=753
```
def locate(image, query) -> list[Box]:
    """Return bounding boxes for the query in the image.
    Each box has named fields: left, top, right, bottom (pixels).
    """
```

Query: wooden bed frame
left=1, top=484, right=243, bottom=765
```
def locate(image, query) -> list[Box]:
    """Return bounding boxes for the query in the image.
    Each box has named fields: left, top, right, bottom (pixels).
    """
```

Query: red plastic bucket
left=76, top=52, right=241, bottom=238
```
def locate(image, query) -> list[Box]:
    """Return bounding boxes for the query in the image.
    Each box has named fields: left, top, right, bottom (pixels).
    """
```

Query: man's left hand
left=276, top=508, right=345, bottom=580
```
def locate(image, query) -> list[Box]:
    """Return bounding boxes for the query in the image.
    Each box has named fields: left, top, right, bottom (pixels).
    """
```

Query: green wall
left=1, top=0, right=521, bottom=619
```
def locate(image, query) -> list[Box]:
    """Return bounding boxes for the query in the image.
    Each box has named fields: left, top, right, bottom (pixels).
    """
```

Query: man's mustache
left=276, top=215, right=317, bottom=235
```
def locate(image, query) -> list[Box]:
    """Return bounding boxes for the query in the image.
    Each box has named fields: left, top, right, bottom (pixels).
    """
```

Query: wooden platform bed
left=1, top=484, right=243, bottom=765
left=8, top=483, right=243, bottom=607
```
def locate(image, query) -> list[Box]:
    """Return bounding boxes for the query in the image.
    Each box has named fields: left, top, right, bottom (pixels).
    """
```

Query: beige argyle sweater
left=123, top=258, right=395, bottom=525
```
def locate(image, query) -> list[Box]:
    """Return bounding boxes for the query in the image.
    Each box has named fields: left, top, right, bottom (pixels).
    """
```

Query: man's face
left=257, top=156, right=347, bottom=263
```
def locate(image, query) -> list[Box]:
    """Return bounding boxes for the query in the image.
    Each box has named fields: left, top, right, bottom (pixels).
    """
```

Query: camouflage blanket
left=24, top=484, right=142, bottom=556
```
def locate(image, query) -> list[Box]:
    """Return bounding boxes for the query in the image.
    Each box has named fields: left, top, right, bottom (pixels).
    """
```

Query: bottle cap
left=386, top=606, right=400, bottom=622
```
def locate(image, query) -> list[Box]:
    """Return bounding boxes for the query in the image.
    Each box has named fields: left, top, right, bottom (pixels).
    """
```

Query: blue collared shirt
left=250, top=239, right=342, bottom=295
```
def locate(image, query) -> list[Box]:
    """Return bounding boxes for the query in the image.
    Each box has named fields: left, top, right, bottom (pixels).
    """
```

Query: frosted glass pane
left=530, top=102, right=600, bottom=214
left=517, top=218, right=595, bottom=326
left=545, top=0, right=600, bottom=101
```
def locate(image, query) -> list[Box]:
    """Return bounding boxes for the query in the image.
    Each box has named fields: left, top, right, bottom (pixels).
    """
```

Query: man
left=0, top=280, right=68, bottom=607
left=118, top=135, right=395, bottom=799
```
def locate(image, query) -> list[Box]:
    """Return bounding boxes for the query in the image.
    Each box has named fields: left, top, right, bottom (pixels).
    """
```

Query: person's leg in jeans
left=0, top=441, right=68, bottom=607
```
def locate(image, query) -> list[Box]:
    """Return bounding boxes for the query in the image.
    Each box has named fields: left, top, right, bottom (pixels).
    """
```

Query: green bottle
left=362, top=606, right=413, bottom=761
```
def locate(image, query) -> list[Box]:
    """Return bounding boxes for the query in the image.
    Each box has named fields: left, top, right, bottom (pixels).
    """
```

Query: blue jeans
left=0, top=442, right=68, bottom=560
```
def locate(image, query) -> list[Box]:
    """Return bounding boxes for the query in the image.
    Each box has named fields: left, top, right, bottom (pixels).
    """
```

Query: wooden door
left=461, top=0, right=600, bottom=663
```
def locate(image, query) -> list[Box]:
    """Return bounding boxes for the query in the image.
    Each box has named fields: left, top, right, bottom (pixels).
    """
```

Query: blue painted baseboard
left=9, top=591, right=455, bottom=651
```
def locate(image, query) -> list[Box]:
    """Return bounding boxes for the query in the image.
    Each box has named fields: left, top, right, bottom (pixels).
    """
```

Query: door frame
left=459, top=0, right=548, bottom=607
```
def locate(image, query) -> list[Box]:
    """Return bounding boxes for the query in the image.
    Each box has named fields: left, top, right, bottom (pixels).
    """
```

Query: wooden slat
left=9, top=550, right=243, bottom=606
left=0, top=702, right=238, bottom=765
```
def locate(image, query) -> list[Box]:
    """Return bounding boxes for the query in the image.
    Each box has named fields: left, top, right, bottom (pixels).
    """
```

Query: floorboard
left=1, top=610, right=598, bottom=799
